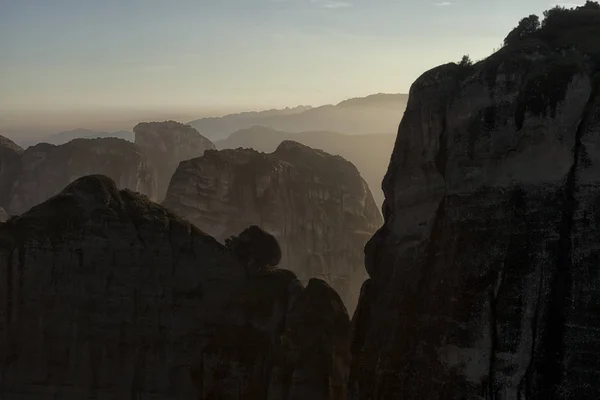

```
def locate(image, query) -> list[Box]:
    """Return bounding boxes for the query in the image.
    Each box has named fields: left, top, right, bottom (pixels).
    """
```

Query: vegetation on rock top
left=504, top=2, right=600, bottom=64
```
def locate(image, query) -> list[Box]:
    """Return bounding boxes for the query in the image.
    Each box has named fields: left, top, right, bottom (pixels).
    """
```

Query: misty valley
left=2, top=2, right=600, bottom=399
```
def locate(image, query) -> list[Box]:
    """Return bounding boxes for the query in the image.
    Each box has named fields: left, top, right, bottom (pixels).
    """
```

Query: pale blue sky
left=0, top=0, right=585, bottom=132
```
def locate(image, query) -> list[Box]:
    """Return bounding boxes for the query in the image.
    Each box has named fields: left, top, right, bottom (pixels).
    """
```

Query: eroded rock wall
left=163, top=141, right=382, bottom=313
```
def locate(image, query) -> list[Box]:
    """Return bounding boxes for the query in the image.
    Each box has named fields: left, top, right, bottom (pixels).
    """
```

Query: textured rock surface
left=0, top=207, right=8, bottom=223
left=163, top=141, right=382, bottom=313
left=0, top=136, right=23, bottom=211
left=133, top=121, right=216, bottom=201
left=7, top=138, right=156, bottom=214
left=215, top=126, right=397, bottom=207
left=0, top=175, right=350, bottom=399
left=350, top=26, right=600, bottom=400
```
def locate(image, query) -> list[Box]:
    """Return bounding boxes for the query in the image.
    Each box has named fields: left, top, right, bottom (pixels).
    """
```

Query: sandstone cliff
left=7, top=138, right=156, bottom=214
left=133, top=121, right=216, bottom=201
left=163, top=141, right=382, bottom=313
left=0, top=175, right=350, bottom=399
left=0, top=136, right=23, bottom=211
left=350, top=5, right=600, bottom=400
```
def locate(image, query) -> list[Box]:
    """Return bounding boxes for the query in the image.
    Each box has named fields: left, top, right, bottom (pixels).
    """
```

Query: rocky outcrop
left=350, top=8, right=600, bottom=400
left=7, top=138, right=156, bottom=214
left=163, top=141, right=382, bottom=313
left=0, top=175, right=350, bottom=399
left=215, top=126, right=397, bottom=207
left=0, top=136, right=23, bottom=211
left=133, top=121, right=215, bottom=200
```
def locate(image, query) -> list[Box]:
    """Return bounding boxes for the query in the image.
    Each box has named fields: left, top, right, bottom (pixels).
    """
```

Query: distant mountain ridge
left=6, top=93, right=406, bottom=148
left=14, top=128, right=134, bottom=148
left=188, top=93, right=408, bottom=141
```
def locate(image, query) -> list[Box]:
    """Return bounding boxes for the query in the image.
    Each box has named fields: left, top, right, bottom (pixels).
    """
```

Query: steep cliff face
left=350, top=14, right=600, bottom=400
left=163, top=141, right=382, bottom=313
left=0, top=175, right=350, bottom=399
left=133, top=121, right=216, bottom=201
left=7, top=138, right=156, bottom=214
left=0, top=136, right=23, bottom=211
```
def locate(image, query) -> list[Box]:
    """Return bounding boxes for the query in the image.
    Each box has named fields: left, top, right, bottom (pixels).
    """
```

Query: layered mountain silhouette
left=15, top=128, right=134, bottom=148
left=188, top=93, right=408, bottom=141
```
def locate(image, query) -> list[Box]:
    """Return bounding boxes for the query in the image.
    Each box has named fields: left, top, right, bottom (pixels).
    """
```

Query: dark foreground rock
left=6, top=138, right=157, bottom=215
left=350, top=6, right=600, bottom=399
left=163, top=140, right=382, bottom=313
left=134, top=121, right=216, bottom=201
left=0, top=175, right=349, bottom=399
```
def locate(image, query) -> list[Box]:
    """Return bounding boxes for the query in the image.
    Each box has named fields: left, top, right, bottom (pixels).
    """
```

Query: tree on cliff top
left=503, top=14, right=540, bottom=46
left=458, top=55, right=473, bottom=67
left=502, top=2, right=600, bottom=65
left=580, top=1, right=600, bottom=10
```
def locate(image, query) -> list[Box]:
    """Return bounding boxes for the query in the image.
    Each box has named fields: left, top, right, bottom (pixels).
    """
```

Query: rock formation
left=0, top=136, right=23, bottom=211
left=133, top=121, right=216, bottom=201
left=215, top=126, right=397, bottom=207
left=6, top=138, right=156, bottom=214
left=350, top=5, right=600, bottom=400
left=0, top=175, right=350, bottom=399
left=163, top=141, right=382, bottom=313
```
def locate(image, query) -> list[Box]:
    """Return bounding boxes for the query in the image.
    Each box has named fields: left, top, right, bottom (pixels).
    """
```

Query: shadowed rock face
left=0, top=136, right=23, bottom=211
left=133, top=121, right=216, bottom=201
left=6, top=138, right=157, bottom=214
left=0, top=207, right=8, bottom=223
left=163, top=140, right=383, bottom=313
left=350, top=32, right=600, bottom=400
left=0, top=175, right=350, bottom=399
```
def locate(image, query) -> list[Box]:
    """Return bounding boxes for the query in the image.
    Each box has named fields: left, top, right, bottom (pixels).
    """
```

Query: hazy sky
left=0, top=0, right=586, bottom=133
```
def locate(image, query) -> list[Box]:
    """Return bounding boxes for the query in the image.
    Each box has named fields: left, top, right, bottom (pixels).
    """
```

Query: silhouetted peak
left=134, top=120, right=189, bottom=131
left=0, top=135, right=24, bottom=154
left=274, top=140, right=359, bottom=176
left=274, top=139, right=315, bottom=154
left=335, top=93, right=409, bottom=108
left=61, top=174, right=123, bottom=209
